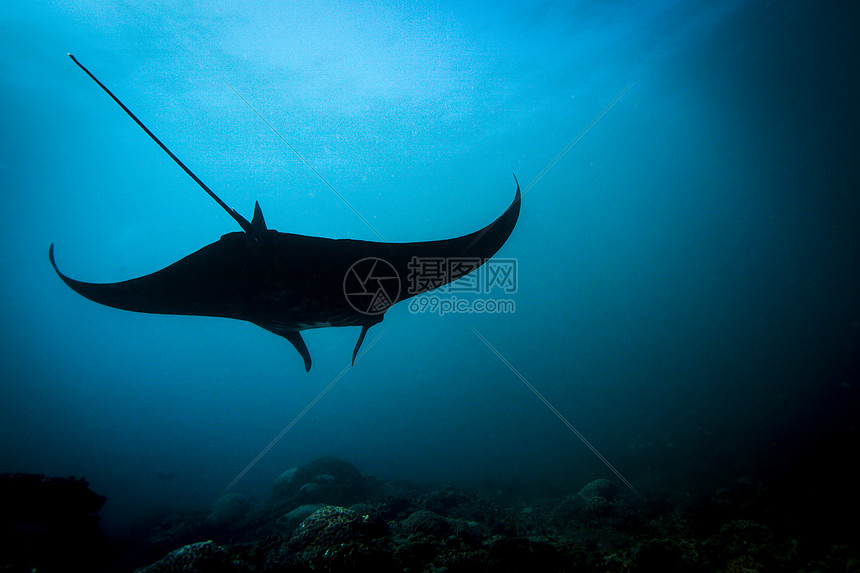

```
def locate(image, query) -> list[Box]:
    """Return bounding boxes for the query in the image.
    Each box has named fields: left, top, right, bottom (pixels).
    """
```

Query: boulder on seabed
left=275, top=503, right=325, bottom=532
left=206, top=493, right=253, bottom=527
left=266, top=505, right=393, bottom=572
left=135, top=540, right=251, bottom=573
left=272, top=457, right=366, bottom=507
left=578, top=478, right=620, bottom=501
left=0, top=473, right=108, bottom=572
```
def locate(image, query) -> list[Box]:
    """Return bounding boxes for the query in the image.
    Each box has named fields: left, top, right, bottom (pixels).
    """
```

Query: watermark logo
left=343, top=257, right=401, bottom=315
left=343, top=256, right=518, bottom=316
left=407, top=257, right=518, bottom=316
left=406, top=257, right=518, bottom=295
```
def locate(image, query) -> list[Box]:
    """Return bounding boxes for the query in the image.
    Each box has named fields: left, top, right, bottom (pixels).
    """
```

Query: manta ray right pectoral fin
left=254, top=322, right=312, bottom=372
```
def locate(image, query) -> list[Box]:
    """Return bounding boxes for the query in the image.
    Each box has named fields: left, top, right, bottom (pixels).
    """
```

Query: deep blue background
left=2, top=0, right=858, bottom=532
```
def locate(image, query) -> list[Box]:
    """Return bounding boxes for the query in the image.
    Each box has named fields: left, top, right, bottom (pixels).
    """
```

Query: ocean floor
left=3, top=455, right=858, bottom=572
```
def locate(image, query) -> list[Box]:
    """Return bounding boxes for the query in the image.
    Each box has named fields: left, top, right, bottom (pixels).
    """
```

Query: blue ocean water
left=1, top=0, right=858, bottom=535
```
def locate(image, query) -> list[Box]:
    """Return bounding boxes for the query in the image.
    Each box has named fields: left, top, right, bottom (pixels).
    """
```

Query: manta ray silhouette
left=51, top=55, right=520, bottom=371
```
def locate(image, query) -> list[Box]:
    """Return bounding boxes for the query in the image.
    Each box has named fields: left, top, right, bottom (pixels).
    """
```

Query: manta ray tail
left=68, top=54, right=258, bottom=239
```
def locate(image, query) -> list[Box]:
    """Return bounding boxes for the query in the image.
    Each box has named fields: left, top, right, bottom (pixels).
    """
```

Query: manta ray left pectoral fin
left=254, top=322, right=312, bottom=372
left=352, top=315, right=384, bottom=366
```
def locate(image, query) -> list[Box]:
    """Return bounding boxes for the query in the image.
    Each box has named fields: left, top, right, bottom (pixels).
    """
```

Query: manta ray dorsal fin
left=251, top=201, right=267, bottom=233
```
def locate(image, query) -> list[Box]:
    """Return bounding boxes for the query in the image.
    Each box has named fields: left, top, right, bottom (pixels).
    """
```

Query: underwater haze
left=1, top=0, right=859, bottom=535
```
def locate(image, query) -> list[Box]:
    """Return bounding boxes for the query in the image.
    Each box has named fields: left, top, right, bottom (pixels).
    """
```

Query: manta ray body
left=51, top=55, right=520, bottom=371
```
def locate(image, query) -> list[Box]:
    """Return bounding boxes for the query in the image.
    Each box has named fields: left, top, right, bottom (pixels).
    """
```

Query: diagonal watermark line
left=466, top=322, right=641, bottom=496
left=220, top=326, right=390, bottom=495
left=227, top=84, right=388, bottom=243
left=524, top=80, right=636, bottom=196
left=465, top=81, right=635, bottom=251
